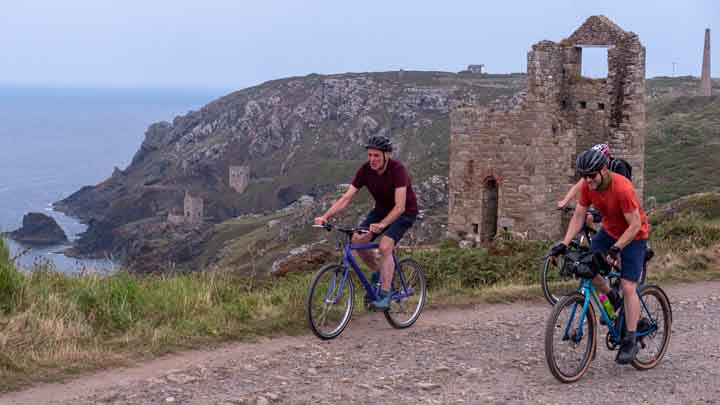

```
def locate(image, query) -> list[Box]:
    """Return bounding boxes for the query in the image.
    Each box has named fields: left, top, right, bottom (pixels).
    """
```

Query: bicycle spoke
left=307, top=265, right=354, bottom=340
left=545, top=293, right=594, bottom=383
left=384, top=259, right=426, bottom=328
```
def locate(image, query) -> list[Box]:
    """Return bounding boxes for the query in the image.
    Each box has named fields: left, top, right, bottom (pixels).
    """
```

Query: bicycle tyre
left=545, top=293, right=597, bottom=383
left=306, top=264, right=354, bottom=340
left=541, top=255, right=578, bottom=305
left=384, top=258, right=427, bottom=329
left=631, top=284, right=672, bottom=370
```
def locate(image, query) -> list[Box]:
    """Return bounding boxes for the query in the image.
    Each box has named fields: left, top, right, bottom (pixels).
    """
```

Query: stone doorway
left=482, top=178, right=498, bottom=241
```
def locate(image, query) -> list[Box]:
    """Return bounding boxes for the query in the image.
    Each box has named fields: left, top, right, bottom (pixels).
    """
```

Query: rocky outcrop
left=5, top=213, right=69, bottom=246
left=53, top=71, right=526, bottom=271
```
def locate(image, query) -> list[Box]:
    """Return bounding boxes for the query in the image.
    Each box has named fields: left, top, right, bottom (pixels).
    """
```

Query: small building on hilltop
left=467, top=64, right=486, bottom=74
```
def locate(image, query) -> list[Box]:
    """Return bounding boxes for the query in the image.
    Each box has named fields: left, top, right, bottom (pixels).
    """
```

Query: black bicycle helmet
left=576, top=148, right=608, bottom=175
left=365, top=135, right=393, bottom=152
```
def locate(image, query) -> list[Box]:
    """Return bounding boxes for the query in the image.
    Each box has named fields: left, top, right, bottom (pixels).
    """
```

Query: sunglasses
left=581, top=172, right=599, bottom=180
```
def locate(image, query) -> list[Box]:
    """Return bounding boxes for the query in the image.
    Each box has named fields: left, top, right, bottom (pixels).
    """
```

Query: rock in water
left=5, top=213, right=69, bottom=245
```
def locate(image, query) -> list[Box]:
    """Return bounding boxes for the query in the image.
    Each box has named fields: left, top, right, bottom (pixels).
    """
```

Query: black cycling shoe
left=616, top=335, right=638, bottom=364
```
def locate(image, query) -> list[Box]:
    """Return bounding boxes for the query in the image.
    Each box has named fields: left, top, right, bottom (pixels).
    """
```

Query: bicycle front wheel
left=541, top=255, right=578, bottom=305
left=384, top=258, right=427, bottom=329
left=307, top=264, right=354, bottom=340
left=545, top=293, right=596, bottom=383
left=632, top=284, right=672, bottom=370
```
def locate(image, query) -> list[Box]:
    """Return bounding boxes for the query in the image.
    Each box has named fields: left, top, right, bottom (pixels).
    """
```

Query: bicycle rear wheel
left=632, top=284, right=672, bottom=370
left=307, top=264, right=354, bottom=340
left=545, top=293, right=596, bottom=383
left=541, top=255, right=579, bottom=305
left=384, top=258, right=426, bottom=329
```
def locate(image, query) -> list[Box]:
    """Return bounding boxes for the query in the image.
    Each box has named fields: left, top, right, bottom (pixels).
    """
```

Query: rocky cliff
left=54, top=71, right=526, bottom=271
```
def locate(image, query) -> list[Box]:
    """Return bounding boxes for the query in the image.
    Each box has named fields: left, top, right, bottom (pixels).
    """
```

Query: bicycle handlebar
left=312, top=223, right=370, bottom=235
left=559, top=205, right=600, bottom=216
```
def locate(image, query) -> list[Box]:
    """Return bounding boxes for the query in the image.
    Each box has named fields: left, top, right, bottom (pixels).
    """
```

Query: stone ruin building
left=229, top=165, right=250, bottom=193
left=168, top=191, right=204, bottom=225
left=448, top=15, right=646, bottom=242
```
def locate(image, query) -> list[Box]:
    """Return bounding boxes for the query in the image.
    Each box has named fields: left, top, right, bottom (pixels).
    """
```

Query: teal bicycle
left=544, top=251, right=672, bottom=383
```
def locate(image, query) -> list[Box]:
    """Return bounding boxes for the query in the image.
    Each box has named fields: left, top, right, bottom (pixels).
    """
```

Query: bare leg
left=622, top=279, right=640, bottom=333
left=592, top=274, right=610, bottom=295
left=378, top=236, right=396, bottom=291
left=352, top=232, right=378, bottom=273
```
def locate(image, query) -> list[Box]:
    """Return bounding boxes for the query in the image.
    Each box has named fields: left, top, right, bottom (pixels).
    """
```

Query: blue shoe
left=371, top=290, right=393, bottom=311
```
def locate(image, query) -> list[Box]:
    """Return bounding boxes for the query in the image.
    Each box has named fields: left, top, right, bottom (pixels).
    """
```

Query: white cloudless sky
left=0, top=0, right=717, bottom=90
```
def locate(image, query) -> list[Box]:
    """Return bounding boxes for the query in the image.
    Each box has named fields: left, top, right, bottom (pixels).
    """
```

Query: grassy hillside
left=646, top=96, right=720, bottom=203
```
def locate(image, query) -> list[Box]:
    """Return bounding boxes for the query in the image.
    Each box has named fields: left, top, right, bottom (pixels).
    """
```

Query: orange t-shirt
left=579, top=173, right=649, bottom=240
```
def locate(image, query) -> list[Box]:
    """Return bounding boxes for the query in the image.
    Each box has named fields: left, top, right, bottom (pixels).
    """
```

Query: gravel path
left=3, top=281, right=720, bottom=404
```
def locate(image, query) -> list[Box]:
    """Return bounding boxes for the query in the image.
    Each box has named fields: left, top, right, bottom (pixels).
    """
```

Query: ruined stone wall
left=449, top=16, right=647, bottom=242
left=606, top=36, right=646, bottom=199
left=570, top=78, right=611, bottom=158
left=168, top=213, right=185, bottom=225
left=449, top=107, right=577, bottom=240
left=184, top=193, right=204, bottom=223
left=229, top=165, right=250, bottom=193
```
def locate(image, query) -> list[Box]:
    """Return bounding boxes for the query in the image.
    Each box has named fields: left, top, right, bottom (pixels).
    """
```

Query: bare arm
left=614, top=209, right=642, bottom=249
left=384, top=187, right=407, bottom=225
left=314, top=185, right=359, bottom=224
left=558, top=179, right=585, bottom=208
left=562, top=203, right=589, bottom=246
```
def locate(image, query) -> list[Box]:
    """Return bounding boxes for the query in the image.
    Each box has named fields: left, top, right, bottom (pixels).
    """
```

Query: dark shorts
left=359, top=210, right=416, bottom=244
left=591, top=229, right=647, bottom=282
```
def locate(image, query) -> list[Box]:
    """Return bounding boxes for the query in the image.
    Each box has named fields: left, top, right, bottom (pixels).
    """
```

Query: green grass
left=646, top=96, right=720, bottom=203
left=3, top=190, right=720, bottom=392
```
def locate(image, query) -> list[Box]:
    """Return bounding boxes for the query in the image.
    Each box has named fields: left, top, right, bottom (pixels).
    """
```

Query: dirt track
left=3, top=281, right=720, bottom=404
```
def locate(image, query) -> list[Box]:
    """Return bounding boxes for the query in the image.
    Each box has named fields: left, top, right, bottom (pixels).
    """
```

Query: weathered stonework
left=229, top=165, right=250, bottom=193
left=449, top=16, right=646, bottom=241
left=184, top=192, right=204, bottom=224
left=167, top=191, right=204, bottom=225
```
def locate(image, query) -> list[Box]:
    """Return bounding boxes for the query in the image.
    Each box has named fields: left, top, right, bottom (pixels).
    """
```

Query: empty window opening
left=580, top=46, right=609, bottom=78
left=579, top=101, right=587, bottom=109
left=598, top=103, right=605, bottom=110
left=472, top=223, right=479, bottom=234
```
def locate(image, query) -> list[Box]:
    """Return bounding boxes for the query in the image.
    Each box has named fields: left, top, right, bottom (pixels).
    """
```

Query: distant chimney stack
left=701, top=28, right=712, bottom=96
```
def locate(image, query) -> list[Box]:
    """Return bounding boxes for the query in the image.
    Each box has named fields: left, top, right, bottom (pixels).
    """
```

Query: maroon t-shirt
left=351, top=159, right=419, bottom=216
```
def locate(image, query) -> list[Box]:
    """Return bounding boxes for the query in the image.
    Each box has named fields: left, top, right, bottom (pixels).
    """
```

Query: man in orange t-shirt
left=550, top=148, right=649, bottom=365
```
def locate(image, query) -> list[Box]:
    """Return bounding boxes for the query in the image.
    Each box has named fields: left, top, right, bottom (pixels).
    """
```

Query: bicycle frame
left=564, top=273, right=659, bottom=345
left=323, top=241, right=413, bottom=304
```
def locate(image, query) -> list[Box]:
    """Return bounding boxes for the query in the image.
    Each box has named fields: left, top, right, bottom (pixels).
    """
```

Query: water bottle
left=599, top=294, right=616, bottom=319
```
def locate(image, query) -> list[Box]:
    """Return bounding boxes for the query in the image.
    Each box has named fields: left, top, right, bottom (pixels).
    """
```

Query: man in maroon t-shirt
left=314, top=135, right=418, bottom=310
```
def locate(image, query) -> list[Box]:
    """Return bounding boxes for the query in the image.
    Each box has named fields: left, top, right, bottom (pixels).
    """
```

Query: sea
left=0, top=85, right=225, bottom=273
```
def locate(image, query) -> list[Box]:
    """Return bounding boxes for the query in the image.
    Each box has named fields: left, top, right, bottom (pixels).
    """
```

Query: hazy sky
left=1, top=1, right=717, bottom=90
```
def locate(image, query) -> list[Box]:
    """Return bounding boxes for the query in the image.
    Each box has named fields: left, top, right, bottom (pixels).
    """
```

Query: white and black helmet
left=576, top=149, right=608, bottom=176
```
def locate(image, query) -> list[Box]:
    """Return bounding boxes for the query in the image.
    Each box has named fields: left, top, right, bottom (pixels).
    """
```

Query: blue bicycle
left=306, top=223, right=427, bottom=340
left=544, top=251, right=672, bottom=383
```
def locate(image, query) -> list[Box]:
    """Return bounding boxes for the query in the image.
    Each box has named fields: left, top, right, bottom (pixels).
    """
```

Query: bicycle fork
left=324, top=268, right=351, bottom=305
